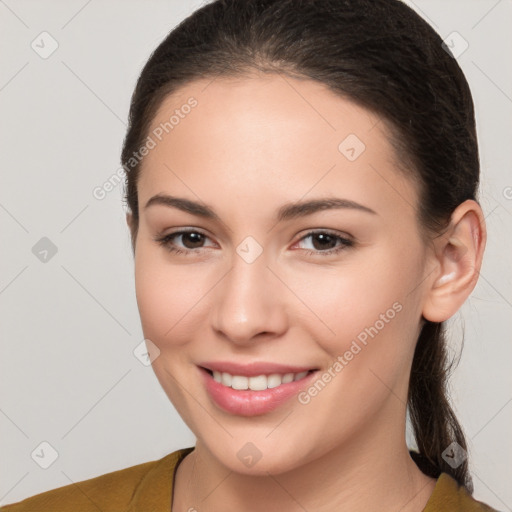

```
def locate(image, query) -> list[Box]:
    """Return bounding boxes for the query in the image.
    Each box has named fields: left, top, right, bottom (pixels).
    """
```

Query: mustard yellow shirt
left=0, top=447, right=499, bottom=511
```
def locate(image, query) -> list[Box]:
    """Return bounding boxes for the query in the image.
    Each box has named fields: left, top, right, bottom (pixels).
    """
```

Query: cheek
left=287, top=245, right=425, bottom=442
left=133, top=246, right=210, bottom=347
left=283, top=241, right=425, bottom=359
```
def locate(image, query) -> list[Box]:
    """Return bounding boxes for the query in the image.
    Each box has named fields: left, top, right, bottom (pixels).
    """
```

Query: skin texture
left=126, top=73, right=486, bottom=512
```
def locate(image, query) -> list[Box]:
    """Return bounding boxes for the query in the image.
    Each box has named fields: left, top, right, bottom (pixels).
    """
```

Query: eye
left=293, top=230, right=354, bottom=256
left=154, top=229, right=217, bottom=254
left=154, top=228, right=353, bottom=257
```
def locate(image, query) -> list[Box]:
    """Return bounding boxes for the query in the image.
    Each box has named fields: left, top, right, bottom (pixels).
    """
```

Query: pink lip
left=198, top=360, right=317, bottom=376
left=198, top=366, right=318, bottom=416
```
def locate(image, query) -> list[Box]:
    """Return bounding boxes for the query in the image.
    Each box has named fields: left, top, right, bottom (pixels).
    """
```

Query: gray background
left=0, top=0, right=510, bottom=508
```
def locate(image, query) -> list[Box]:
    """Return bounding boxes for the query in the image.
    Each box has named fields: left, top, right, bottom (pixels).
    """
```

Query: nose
left=210, top=251, right=288, bottom=345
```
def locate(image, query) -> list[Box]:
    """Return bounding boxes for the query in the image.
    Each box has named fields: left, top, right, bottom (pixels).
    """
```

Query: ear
left=422, top=199, right=486, bottom=323
left=126, top=211, right=133, bottom=234
left=125, top=212, right=137, bottom=251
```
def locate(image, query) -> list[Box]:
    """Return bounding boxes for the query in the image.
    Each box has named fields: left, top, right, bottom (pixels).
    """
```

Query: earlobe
left=422, top=200, right=486, bottom=323
left=125, top=212, right=137, bottom=252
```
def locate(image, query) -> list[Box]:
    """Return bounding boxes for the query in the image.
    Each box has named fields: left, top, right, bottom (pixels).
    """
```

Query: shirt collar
left=127, top=448, right=470, bottom=512
left=127, top=447, right=194, bottom=512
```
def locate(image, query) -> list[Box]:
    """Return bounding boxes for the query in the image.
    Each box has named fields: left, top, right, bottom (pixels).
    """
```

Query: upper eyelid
left=297, top=228, right=352, bottom=238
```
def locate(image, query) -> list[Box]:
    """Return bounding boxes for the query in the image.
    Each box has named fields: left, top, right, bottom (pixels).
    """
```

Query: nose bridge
left=211, top=244, right=286, bottom=343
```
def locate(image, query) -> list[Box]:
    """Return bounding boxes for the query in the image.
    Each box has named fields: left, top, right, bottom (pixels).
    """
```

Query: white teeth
left=209, top=369, right=312, bottom=390
left=248, top=375, right=267, bottom=391
left=282, top=373, right=294, bottom=384
left=221, top=372, right=232, bottom=386
left=267, top=374, right=282, bottom=389
left=231, top=375, right=248, bottom=390
left=294, top=371, right=309, bottom=381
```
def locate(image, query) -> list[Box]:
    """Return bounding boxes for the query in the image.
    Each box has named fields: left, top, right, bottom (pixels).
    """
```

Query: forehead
left=138, top=73, right=418, bottom=221
left=148, top=73, right=383, bottom=159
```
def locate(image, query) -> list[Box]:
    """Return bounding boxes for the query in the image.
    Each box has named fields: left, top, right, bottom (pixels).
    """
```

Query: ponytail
left=408, top=321, right=473, bottom=493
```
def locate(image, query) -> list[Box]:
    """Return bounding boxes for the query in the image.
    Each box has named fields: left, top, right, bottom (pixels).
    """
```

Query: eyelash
left=154, top=229, right=354, bottom=257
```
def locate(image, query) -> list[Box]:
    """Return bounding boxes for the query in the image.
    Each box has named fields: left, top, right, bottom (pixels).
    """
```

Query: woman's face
left=131, top=73, right=434, bottom=474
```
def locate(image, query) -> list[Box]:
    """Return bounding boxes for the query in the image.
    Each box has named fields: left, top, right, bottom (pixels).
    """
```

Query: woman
left=1, top=0, right=499, bottom=510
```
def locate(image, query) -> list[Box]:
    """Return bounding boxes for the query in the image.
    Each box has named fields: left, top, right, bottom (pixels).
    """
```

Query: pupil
left=183, top=232, right=204, bottom=248
left=312, top=233, right=336, bottom=250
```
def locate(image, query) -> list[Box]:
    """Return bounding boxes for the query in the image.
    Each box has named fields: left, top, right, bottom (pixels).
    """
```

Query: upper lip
left=198, top=361, right=318, bottom=377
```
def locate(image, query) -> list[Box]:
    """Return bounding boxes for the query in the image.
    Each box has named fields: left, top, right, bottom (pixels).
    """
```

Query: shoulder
left=0, top=447, right=193, bottom=512
left=424, top=473, right=501, bottom=512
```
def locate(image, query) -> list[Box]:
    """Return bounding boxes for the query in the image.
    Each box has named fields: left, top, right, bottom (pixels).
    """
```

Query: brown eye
left=155, top=229, right=216, bottom=254
left=294, top=230, right=354, bottom=256
left=310, top=233, right=337, bottom=250
left=180, top=232, right=205, bottom=248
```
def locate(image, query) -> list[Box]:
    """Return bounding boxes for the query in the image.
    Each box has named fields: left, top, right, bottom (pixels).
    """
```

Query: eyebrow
left=144, top=194, right=377, bottom=221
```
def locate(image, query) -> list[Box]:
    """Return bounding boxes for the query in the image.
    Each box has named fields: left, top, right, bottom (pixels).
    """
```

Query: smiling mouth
left=201, top=367, right=317, bottom=391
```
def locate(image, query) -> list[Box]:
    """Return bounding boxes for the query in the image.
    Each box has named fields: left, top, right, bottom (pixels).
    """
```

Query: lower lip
left=199, top=367, right=318, bottom=416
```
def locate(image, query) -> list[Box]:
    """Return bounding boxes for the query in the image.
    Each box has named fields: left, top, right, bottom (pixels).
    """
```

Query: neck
left=172, top=410, right=437, bottom=512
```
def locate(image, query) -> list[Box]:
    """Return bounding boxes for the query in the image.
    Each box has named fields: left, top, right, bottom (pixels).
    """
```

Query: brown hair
left=121, top=0, right=479, bottom=492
